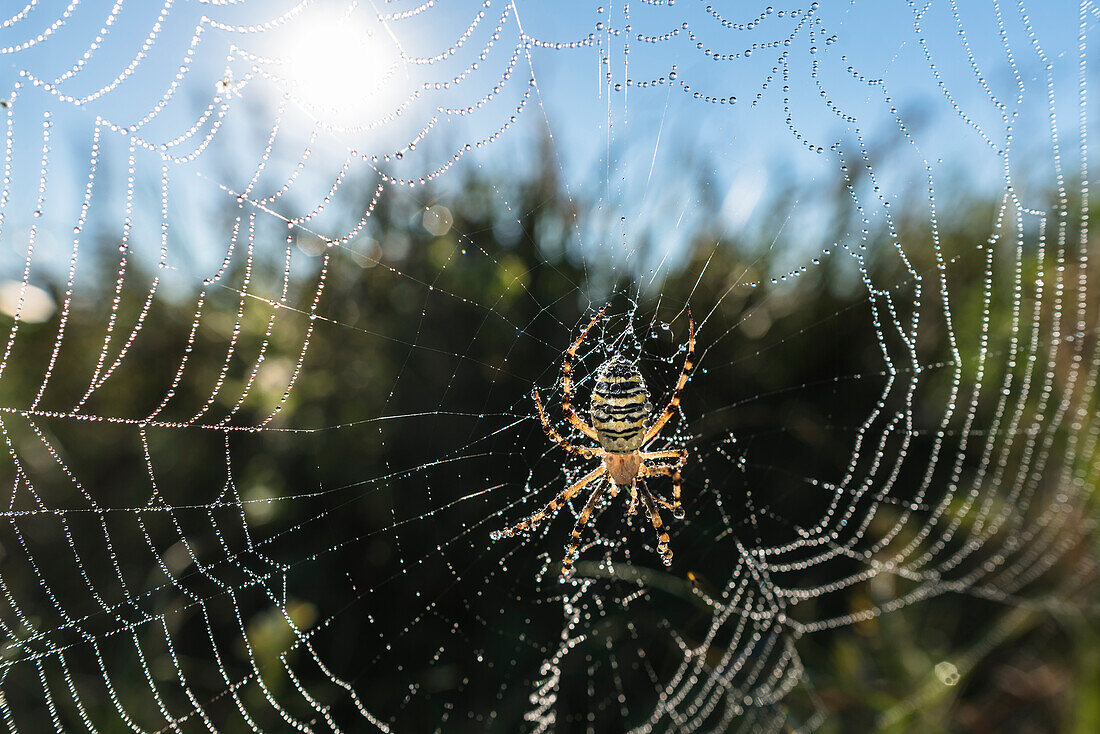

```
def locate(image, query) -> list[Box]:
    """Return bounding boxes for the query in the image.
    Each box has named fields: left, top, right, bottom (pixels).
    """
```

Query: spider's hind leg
left=531, top=388, right=598, bottom=458
left=642, top=311, right=696, bottom=444
left=560, top=306, right=607, bottom=441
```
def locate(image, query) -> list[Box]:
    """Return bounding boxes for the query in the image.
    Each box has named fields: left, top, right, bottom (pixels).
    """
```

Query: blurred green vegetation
left=0, top=140, right=1096, bottom=732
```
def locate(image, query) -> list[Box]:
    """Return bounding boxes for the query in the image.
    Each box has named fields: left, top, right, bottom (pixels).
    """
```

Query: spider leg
left=560, top=480, right=608, bottom=580
left=641, top=463, right=686, bottom=520
left=491, top=465, right=606, bottom=540
left=532, top=388, right=599, bottom=458
left=642, top=310, right=695, bottom=444
left=638, top=488, right=673, bottom=567
left=560, top=306, right=607, bottom=441
left=625, top=478, right=644, bottom=518
left=639, top=448, right=688, bottom=468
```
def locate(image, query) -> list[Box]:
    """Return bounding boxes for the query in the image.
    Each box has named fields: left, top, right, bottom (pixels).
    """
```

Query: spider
left=491, top=305, right=696, bottom=580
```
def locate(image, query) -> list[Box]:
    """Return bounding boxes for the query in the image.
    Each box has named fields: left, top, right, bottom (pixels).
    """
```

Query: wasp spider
left=491, top=305, right=695, bottom=580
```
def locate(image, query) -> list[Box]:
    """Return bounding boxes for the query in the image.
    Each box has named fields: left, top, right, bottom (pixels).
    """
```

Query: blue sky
left=0, top=0, right=1093, bottom=288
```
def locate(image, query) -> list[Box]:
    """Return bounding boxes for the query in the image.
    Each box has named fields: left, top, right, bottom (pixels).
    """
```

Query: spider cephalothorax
left=491, top=306, right=695, bottom=580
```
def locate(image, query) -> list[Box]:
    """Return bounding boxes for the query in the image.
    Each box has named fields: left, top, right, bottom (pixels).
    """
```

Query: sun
left=282, top=11, right=405, bottom=127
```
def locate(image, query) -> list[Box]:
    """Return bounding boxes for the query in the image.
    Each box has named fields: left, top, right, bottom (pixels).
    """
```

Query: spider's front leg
left=491, top=465, right=605, bottom=541
left=625, top=479, right=642, bottom=518
left=561, top=480, right=608, bottom=580
left=640, top=448, right=687, bottom=519
left=640, top=462, right=686, bottom=520
left=638, top=489, right=674, bottom=567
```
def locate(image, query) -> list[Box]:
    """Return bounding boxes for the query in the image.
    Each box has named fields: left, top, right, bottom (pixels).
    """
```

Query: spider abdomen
left=590, top=356, right=652, bottom=452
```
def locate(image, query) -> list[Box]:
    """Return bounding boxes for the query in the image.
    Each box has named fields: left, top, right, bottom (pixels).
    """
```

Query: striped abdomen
left=590, top=356, right=652, bottom=452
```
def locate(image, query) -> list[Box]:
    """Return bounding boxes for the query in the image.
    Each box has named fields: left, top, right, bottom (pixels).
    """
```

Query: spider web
left=0, top=0, right=1096, bottom=731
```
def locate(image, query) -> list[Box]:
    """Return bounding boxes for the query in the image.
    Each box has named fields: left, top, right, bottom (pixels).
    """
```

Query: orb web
left=0, top=1, right=1095, bottom=731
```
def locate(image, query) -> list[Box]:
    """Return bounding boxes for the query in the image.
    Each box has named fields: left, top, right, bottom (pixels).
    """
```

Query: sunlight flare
left=282, top=11, right=404, bottom=126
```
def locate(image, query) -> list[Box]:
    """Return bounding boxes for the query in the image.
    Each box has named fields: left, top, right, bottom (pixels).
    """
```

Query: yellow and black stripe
left=590, top=356, right=652, bottom=452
